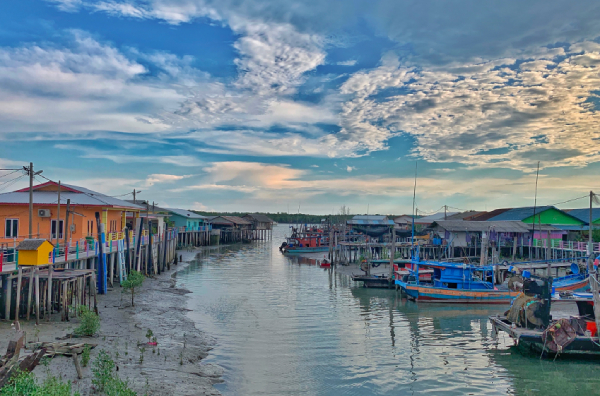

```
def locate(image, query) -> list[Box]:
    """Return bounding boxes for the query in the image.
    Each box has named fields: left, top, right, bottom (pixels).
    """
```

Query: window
left=5, top=219, right=18, bottom=238
left=51, top=220, right=64, bottom=239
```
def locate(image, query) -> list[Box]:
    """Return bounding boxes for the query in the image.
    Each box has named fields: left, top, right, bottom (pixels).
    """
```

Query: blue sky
left=1, top=0, right=600, bottom=214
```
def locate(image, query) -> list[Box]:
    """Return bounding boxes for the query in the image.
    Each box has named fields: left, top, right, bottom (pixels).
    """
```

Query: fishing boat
left=279, top=225, right=331, bottom=254
left=395, top=260, right=520, bottom=303
left=490, top=274, right=600, bottom=357
left=552, top=263, right=589, bottom=292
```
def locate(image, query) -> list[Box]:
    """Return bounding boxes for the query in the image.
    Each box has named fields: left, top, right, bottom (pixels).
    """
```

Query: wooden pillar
left=35, top=270, right=40, bottom=325
left=4, top=275, right=12, bottom=321
left=47, top=266, right=53, bottom=320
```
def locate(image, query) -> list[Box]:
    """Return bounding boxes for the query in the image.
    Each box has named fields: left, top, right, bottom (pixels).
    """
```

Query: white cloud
left=337, top=60, right=357, bottom=66
left=0, top=31, right=185, bottom=134
left=145, top=173, right=192, bottom=186
left=338, top=48, right=600, bottom=170
left=346, top=165, right=356, bottom=172
left=191, top=201, right=210, bottom=211
left=170, top=161, right=600, bottom=207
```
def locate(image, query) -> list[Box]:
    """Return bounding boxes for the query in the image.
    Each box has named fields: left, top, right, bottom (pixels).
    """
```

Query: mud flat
left=0, top=248, right=222, bottom=396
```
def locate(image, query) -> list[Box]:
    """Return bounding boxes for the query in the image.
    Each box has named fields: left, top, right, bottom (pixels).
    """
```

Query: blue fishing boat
left=395, top=260, right=519, bottom=303
left=552, top=263, right=589, bottom=292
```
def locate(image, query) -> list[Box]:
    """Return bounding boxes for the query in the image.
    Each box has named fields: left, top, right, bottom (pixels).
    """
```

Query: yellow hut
left=17, top=239, right=55, bottom=266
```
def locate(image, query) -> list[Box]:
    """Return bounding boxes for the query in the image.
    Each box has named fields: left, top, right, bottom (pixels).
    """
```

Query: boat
left=490, top=274, right=600, bottom=357
left=395, top=260, right=520, bottom=303
left=279, top=225, right=331, bottom=254
left=552, top=263, right=589, bottom=292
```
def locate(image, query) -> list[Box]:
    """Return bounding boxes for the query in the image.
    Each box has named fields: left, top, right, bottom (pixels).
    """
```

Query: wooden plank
left=0, top=331, right=24, bottom=368
left=34, top=271, right=40, bottom=325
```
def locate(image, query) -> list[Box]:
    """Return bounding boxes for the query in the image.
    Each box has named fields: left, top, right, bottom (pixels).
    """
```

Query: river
left=176, top=225, right=600, bottom=396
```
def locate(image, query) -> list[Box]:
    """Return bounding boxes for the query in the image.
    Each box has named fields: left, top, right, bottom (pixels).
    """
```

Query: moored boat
left=395, top=260, right=519, bottom=303
left=490, top=274, right=600, bottom=357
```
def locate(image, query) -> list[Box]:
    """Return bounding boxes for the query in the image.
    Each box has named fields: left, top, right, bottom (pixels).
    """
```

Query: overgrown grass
left=0, top=370, right=79, bottom=396
left=74, top=306, right=101, bottom=337
left=92, top=350, right=136, bottom=396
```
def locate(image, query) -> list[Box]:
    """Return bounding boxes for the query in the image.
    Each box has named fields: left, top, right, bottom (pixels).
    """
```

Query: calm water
left=176, top=225, right=600, bottom=396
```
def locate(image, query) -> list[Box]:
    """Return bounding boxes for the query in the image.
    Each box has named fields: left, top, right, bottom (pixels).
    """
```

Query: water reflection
left=175, top=225, right=596, bottom=396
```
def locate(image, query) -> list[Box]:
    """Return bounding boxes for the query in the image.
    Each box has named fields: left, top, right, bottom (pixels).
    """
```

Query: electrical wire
left=543, top=195, right=589, bottom=207
left=0, top=173, right=27, bottom=192
left=0, top=169, right=21, bottom=180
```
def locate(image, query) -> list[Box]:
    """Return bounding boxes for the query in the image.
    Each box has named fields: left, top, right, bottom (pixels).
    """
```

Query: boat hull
left=282, top=247, right=330, bottom=254
left=396, top=281, right=519, bottom=303
left=490, top=315, right=600, bottom=356
left=553, top=276, right=590, bottom=292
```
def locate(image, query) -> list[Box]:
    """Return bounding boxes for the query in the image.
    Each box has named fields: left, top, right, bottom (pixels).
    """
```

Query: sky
left=1, top=0, right=600, bottom=215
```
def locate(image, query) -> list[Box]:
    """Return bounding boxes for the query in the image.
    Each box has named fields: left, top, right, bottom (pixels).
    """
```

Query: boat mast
left=411, top=162, right=419, bottom=281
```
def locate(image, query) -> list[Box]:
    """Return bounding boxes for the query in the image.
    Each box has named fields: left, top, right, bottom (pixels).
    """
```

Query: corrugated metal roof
left=208, top=216, right=252, bottom=225
left=486, top=206, right=553, bottom=221
left=17, top=239, right=54, bottom=250
left=565, top=208, right=600, bottom=223
left=433, top=220, right=557, bottom=233
left=553, top=224, right=591, bottom=231
left=0, top=190, right=144, bottom=209
left=445, top=211, right=485, bottom=220
left=352, top=215, right=388, bottom=221
left=166, top=208, right=206, bottom=219
left=468, top=208, right=511, bottom=221
left=347, top=219, right=394, bottom=225
left=243, top=213, right=274, bottom=223
left=414, top=212, right=458, bottom=223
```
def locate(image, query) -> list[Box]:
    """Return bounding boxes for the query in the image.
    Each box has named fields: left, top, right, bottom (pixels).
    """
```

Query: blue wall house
left=164, top=208, right=207, bottom=230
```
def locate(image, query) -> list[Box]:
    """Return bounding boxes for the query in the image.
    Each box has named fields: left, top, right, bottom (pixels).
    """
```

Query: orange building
left=0, top=181, right=143, bottom=246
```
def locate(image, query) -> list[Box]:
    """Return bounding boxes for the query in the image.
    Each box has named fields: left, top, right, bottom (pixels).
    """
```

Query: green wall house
left=488, top=206, right=584, bottom=226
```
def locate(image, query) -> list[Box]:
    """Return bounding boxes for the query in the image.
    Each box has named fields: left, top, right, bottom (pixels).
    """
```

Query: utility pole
left=444, top=205, right=447, bottom=220
left=64, top=199, right=71, bottom=247
left=133, top=189, right=137, bottom=204
left=587, top=191, right=600, bottom=335
left=56, top=181, right=61, bottom=244
left=28, top=163, right=34, bottom=239
left=23, top=163, right=43, bottom=239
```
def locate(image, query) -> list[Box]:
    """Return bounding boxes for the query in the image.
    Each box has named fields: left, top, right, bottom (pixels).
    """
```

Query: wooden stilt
left=14, top=269, right=22, bottom=324
left=34, top=270, right=40, bottom=325
left=47, top=266, right=53, bottom=320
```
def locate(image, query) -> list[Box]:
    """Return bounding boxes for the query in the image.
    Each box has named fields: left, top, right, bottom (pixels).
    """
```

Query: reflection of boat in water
left=396, top=260, right=519, bottom=303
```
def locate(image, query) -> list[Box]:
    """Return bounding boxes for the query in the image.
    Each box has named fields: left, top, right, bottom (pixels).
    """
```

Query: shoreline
left=0, top=247, right=222, bottom=396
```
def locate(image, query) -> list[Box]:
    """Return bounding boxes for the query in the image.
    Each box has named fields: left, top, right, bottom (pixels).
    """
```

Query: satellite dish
left=570, top=263, right=580, bottom=275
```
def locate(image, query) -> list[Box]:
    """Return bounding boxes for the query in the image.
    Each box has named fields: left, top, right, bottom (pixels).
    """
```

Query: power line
left=0, top=169, right=22, bottom=180
left=544, top=195, right=589, bottom=207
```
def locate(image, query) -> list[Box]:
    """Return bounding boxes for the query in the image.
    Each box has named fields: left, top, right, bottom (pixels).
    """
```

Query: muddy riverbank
left=0, top=247, right=222, bottom=396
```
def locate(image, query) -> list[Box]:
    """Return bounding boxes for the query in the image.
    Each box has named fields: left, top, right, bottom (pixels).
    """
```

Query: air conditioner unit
left=38, top=209, right=52, bottom=218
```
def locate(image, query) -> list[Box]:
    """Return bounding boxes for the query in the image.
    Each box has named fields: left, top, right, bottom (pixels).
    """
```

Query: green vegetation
left=92, top=350, right=136, bottom=395
left=0, top=370, right=79, bottom=396
left=145, top=329, right=153, bottom=343
left=81, top=344, right=91, bottom=367
left=121, top=271, right=145, bottom=307
left=191, top=205, right=370, bottom=225
left=74, top=306, right=101, bottom=337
